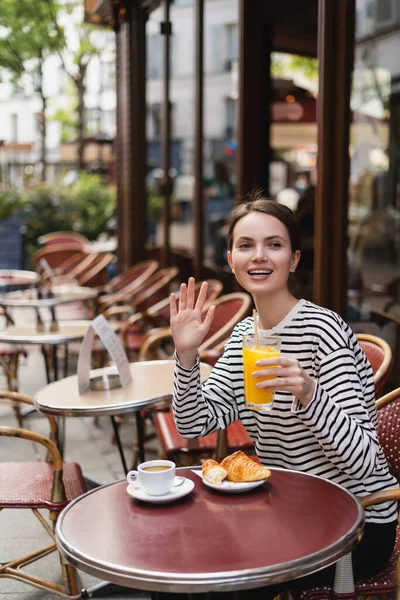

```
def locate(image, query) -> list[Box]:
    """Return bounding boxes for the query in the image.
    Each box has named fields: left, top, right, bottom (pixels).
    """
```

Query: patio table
left=34, top=360, right=213, bottom=473
left=0, top=320, right=92, bottom=382
left=56, top=467, right=364, bottom=597
left=0, top=284, right=97, bottom=308
left=0, top=269, right=39, bottom=292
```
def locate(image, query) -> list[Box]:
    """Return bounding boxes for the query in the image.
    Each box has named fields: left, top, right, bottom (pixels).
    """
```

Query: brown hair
left=226, top=190, right=301, bottom=253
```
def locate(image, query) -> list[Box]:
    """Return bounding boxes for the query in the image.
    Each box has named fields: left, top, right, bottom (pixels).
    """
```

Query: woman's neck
left=255, top=291, right=299, bottom=330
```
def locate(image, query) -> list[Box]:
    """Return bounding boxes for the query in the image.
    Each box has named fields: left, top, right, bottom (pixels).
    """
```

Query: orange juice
left=242, top=346, right=280, bottom=409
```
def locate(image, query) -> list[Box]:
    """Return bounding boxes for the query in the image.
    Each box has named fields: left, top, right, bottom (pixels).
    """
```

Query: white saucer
left=127, top=477, right=195, bottom=504
left=192, top=470, right=268, bottom=494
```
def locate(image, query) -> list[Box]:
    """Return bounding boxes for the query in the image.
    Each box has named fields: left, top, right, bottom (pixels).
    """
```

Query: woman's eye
left=238, top=243, right=251, bottom=249
left=270, top=242, right=282, bottom=249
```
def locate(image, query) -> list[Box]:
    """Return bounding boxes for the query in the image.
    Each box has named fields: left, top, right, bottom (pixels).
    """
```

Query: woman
left=169, top=193, right=398, bottom=599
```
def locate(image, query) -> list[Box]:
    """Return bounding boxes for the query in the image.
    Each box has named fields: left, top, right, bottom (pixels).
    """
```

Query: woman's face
left=227, top=212, right=300, bottom=299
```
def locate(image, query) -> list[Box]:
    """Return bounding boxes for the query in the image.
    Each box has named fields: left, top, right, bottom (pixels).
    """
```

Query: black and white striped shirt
left=173, top=299, right=398, bottom=523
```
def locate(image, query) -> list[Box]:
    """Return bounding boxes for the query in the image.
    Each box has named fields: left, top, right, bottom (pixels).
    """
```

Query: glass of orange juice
left=242, top=333, right=281, bottom=410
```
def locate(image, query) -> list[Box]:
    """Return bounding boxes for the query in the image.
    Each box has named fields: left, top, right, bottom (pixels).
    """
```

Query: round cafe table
left=0, top=269, right=39, bottom=292
left=0, top=284, right=97, bottom=308
left=56, top=467, right=364, bottom=595
left=34, top=360, right=213, bottom=472
left=0, top=321, right=92, bottom=382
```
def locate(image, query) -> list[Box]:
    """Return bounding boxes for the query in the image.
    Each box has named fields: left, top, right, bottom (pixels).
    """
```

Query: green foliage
left=289, top=55, right=318, bottom=79
left=51, top=107, right=78, bottom=143
left=66, top=173, right=116, bottom=239
left=0, top=0, right=65, bottom=79
left=0, top=190, right=26, bottom=220
left=271, top=53, right=318, bottom=82
left=23, top=174, right=116, bottom=267
left=147, top=189, right=163, bottom=222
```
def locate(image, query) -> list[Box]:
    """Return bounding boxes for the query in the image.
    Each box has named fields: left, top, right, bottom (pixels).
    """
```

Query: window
left=224, top=23, right=238, bottom=71
left=86, top=109, right=100, bottom=135
left=34, top=113, right=43, bottom=134
left=149, top=102, right=174, bottom=139
left=11, top=114, right=18, bottom=141
left=101, top=110, right=116, bottom=136
left=225, top=97, right=236, bottom=139
left=148, top=34, right=162, bottom=79
left=375, top=0, right=398, bottom=29
left=100, top=60, right=116, bottom=90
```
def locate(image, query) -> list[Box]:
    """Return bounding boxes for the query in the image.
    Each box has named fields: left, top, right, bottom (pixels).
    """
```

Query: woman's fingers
left=202, top=304, right=215, bottom=333
left=255, top=356, right=293, bottom=367
left=170, top=292, right=178, bottom=318
left=186, top=277, right=196, bottom=310
left=194, top=281, right=209, bottom=312
left=178, top=282, right=187, bottom=313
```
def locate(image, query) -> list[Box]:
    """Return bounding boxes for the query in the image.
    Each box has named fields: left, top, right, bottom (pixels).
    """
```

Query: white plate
left=192, top=470, right=268, bottom=494
left=127, top=477, right=195, bottom=504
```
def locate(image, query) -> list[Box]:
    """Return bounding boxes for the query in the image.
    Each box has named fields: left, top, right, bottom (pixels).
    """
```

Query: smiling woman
left=167, top=191, right=399, bottom=599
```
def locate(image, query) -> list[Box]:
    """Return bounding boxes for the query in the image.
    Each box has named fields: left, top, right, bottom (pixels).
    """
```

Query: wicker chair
left=291, top=386, right=400, bottom=600
left=93, top=267, right=179, bottom=368
left=0, top=308, right=27, bottom=425
left=98, top=259, right=159, bottom=295
left=38, top=231, right=90, bottom=249
left=33, top=243, right=87, bottom=272
left=96, top=259, right=159, bottom=310
left=356, top=333, right=393, bottom=396
left=0, top=390, right=86, bottom=598
left=74, top=252, right=114, bottom=287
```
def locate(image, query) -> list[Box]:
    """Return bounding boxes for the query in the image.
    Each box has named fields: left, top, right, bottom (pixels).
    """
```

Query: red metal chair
left=292, top=386, right=400, bottom=600
left=0, top=390, right=86, bottom=598
left=356, top=333, right=393, bottom=396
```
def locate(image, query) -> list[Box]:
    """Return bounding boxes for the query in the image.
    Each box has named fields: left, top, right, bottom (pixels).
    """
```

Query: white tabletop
left=0, top=284, right=98, bottom=308
left=34, top=360, right=213, bottom=417
left=0, top=269, right=40, bottom=287
left=0, top=320, right=91, bottom=344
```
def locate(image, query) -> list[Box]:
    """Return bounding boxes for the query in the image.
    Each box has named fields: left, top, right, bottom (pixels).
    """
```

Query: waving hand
left=170, top=277, right=215, bottom=368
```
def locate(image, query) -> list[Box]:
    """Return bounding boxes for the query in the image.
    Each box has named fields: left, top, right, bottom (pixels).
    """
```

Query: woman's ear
left=227, top=251, right=234, bottom=272
left=290, top=250, right=301, bottom=273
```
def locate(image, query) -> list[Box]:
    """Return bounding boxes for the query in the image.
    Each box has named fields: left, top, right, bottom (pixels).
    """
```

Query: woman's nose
left=252, top=245, right=266, bottom=260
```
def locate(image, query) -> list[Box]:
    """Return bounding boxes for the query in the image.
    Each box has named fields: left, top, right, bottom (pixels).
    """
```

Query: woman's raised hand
left=170, top=277, right=215, bottom=368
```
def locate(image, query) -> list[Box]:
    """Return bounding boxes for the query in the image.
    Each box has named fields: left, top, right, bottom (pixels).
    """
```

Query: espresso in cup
left=127, top=460, right=176, bottom=496
left=142, top=465, right=171, bottom=472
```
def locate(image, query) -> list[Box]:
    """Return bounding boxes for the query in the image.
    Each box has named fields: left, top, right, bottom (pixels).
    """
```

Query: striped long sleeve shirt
left=173, top=299, right=398, bottom=523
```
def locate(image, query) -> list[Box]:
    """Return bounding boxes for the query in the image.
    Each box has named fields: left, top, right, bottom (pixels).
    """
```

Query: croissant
left=202, top=459, right=228, bottom=484
left=221, top=451, right=271, bottom=482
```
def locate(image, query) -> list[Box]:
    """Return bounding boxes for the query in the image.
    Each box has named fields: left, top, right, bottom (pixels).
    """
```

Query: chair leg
left=0, top=354, right=23, bottom=426
left=59, top=552, right=81, bottom=597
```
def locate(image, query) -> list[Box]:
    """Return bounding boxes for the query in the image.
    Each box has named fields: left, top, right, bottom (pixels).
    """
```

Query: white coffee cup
left=126, top=460, right=176, bottom=496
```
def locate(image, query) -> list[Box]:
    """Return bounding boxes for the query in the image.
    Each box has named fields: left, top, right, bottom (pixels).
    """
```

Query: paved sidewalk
left=0, top=328, right=158, bottom=600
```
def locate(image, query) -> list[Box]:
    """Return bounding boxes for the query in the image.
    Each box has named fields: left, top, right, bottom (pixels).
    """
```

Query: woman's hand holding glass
left=252, top=356, right=316, bottom=408
left=170, top=277, right=215, bottom=369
